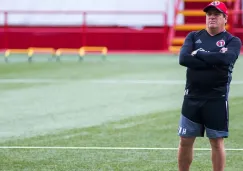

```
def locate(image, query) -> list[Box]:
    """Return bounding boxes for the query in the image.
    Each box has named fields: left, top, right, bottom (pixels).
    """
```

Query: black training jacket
left=179, top=29, right=242, bottom=99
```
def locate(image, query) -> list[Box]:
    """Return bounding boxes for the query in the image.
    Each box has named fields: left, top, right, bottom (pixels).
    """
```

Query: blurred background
left=0, top=0, right=242, bottom=53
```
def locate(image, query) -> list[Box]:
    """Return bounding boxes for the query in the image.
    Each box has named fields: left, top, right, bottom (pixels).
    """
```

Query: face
left=206, top=8, right=227, bottom=30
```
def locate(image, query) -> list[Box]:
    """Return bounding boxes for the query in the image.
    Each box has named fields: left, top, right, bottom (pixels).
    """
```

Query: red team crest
left=210, top=1, right=220, bottom=6
left=216, top=40, right=225, bottom=47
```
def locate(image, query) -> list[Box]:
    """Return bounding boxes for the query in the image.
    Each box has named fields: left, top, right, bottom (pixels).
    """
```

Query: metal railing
left=0, top=10, right=168, bottom=49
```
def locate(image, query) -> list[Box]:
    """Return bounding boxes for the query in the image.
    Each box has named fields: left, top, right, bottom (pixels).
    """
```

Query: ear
left=224, top=15, right=228, bottom=24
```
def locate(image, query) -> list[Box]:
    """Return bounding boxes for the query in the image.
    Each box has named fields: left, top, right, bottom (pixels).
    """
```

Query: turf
left=0, top=54, right=242, bottom=171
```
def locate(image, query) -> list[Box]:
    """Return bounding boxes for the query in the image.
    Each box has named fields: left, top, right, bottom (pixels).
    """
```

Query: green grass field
left=0, top=54, right=243, bottom=171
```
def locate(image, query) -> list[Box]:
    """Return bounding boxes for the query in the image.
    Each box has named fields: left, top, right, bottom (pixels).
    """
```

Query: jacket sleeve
left=179, top=32, right=209, bottom=69
left=195, top=37, right=242, bottom=65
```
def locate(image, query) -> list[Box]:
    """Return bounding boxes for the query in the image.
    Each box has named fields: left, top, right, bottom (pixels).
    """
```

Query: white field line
left=90, top=80, right=243, bottom=85
left=0, top=146, right=243, bottom=151
left=0, top=79, right=243, bottom=85
left=90, top=80, right=185, bottom=84
left=0, top=79, right=61, bottom=83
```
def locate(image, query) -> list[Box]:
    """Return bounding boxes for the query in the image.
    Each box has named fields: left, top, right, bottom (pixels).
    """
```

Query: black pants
left=178, top=97, right=229, bottom=138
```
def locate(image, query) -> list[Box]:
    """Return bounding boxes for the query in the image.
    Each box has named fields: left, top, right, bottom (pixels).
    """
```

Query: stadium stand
left=169, top=0, right=243, bottom=53
left=0, top=0, right=242, bottom=55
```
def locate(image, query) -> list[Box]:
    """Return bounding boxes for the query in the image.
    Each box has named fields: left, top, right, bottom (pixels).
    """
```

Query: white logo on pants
left=178, top=127, right=187, bottom=134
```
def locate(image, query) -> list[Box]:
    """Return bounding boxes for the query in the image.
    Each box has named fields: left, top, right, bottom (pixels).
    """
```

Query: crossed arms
left=179, top=32, right=242, bottom=69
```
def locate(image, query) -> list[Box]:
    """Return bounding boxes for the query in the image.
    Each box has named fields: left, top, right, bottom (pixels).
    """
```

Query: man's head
left=203, top=1, right=228, bottom=31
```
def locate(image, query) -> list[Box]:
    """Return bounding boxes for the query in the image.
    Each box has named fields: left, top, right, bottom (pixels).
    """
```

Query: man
left=178, top=1, right=242, bottom=171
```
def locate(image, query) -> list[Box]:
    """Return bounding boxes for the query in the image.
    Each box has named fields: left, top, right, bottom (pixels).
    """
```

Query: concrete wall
left=0, top=0, right=185, bottom=50
left=0, top=0, right=183, bottom=26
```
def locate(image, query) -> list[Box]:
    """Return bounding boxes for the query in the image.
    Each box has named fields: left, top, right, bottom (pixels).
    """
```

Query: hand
left=191, top=48, right=205, bottom=56
left=220, top=47, right=228, bottom=53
